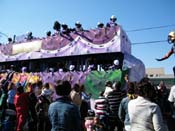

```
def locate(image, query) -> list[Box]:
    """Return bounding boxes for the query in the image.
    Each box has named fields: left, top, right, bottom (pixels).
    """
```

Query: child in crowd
left=92, top=115, right=105, bottom=131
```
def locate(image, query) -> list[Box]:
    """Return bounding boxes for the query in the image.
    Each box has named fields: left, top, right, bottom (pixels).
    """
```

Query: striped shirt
left=107, top=90, right=126, bottom=117
left=94, top=96, right=108, bottom=116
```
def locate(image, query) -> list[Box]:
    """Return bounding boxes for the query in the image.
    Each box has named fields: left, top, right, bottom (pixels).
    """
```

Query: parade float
left=0, top=24, right=145, bottom=98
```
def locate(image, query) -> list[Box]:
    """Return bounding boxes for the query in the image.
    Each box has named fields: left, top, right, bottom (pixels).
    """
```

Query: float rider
left=156, top=31, right=175, bottom=77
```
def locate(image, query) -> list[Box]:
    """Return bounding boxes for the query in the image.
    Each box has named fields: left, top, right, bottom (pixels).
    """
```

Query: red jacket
left=14, top=92, right=29, bottom=113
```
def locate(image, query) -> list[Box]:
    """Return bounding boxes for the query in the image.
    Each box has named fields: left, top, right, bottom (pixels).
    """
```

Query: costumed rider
left=87, top=57, right=97, bottom=71
left=46, top=31, right=51, bottom=37
left=88, top=64, right=97, bottom=71
left=26, top=31, right=33, bottom=41
left=97, top=22, right=104, bottom=29
left=69, top=65, right=76, bottom=72
left=61, top=23, right=70, bottom=35
left=8, top=37, right=13, bottom=44
left=95, top=22, right=106, bottom=39
left=106, top=15, right=117, bottom=27
left=109, top=59, right=120, bottom=70
left=156, top=30, right=175, bottom=77
left=53, top=21, right=61, bottom=35
left=49, top=68, right=54, bottom=75
left=74, top=21, right=83, bottom=32
left=61, top=23, right=73, bottom=41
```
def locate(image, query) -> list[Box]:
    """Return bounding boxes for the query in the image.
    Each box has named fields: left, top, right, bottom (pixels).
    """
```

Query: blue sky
left=0, top=0, right=175, bottom=74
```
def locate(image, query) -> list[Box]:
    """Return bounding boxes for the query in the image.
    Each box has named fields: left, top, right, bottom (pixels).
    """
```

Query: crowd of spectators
left=0, top=65, right=175, bottom=131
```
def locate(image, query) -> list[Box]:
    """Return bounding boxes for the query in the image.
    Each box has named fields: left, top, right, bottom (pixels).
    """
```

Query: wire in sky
left=126, top=24, right=175, bottom=32
left=131, top=40, right=167, bottom=45
left=0, top=32, right=8, bottom=38
left=126, top=24, right=175, bottom=45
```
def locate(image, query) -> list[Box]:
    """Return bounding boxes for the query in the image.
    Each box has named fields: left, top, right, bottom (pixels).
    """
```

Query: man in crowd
left=48, top=81, right=81, bottom=131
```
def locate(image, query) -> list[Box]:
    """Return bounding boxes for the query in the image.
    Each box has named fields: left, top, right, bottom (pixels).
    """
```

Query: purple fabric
left=0, top=44, right=12, bottom=55
left=0, top=25, right=131, bottom=62
left=39, top=71, right=90, bottom=86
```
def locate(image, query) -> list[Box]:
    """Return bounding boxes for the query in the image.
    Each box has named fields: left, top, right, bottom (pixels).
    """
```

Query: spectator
left=168, top=85, right=175, bottom=119
left=92, top=115, right=105, bottom=131
left=156, top=81, right=170, bottom=116
left=80, top=85, right=91, bottom=130
left=94, top=91, right=108, bottom=116
left=4, top=64, right=16, bottom=90
left=36, top=94, right=51, bottom=131
left=28, top=83, right=38, bottom=131
left=70, top=83, right=82, bottom=109
left=80, top=84, right=91, bottom=109
left=103, top=80, right=113, bottom=98
left=18, top=66, right=28, bottom=88
left=48, top=81, right=81, bottom=131
left=0, top=81, right=8, bottom=130
left=34, top=80, right=43, bottom=97
left=7, top=82, right=16, bottom=111
left=14, top=85, right=30, bottom=131
left=94, top=91, right=109, bottom=130
left=118, top=82, right=136, bottom=131
left=84, top=116, right=94, bottom=131
left=128, top=77, right=167, bottom=131
left=107, top=81, right=125, bottom=131
left=41, top=83, right=53, bottom=102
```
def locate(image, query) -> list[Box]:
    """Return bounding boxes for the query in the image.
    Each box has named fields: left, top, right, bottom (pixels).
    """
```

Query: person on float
left=106, top=15, right=118, bottom=27
left=53, top=21, right=61, bottom=35
left=156, top=31, right=175, bottom=77
left=74, top=21, right=84, bottom=32
left=109, top=59, right=121, bottom=70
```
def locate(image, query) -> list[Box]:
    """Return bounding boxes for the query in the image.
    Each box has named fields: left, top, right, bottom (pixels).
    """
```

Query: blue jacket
left=48, top=96, right=81, bottom=131
left=118, top=96, right=130, bottom=125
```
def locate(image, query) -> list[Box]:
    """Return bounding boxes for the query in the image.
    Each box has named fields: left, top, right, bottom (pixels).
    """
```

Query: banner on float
left=84, top=69, right=128, bottom=99
left=12, top=40, right=42, bottom=55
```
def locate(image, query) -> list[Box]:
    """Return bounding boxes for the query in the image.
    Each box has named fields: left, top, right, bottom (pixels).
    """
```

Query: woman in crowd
left=118, top=82, right=136, bottom=131
left=128, top=77, right=167, bottom=131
